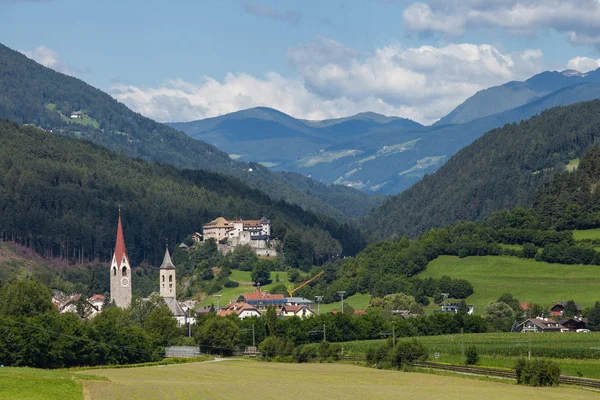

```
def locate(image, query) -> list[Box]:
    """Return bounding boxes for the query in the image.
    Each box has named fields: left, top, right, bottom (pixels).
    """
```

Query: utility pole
left=380, top=324, right=396, bottom=349
left=252, top=323, right=255, bottom=347
left=315, top=296, right=323, bottom=316
left=337, top=291, right=346, bottom=314
left=214, top=294, right=221, bottom=312
left=461, top=328, right=465, bottom=364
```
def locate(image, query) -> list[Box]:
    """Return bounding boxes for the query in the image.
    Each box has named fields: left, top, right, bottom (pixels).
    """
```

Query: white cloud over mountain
left=403, top=0, right=600, bottom=46
left=110, top=38, right=547, bottom=125
left=20, top=45, right=89, bottom=76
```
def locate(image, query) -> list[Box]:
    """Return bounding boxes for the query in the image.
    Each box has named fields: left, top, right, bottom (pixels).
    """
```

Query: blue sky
left=2, top=0, right=600, bottom=124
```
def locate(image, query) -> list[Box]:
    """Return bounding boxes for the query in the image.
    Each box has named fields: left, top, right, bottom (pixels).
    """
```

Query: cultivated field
left=342, top=332, right=600, bottom=379
left=76, top=360, right=599, bottom=400
left=0, top=367, right=92, bottom=400
left=420, top=255, right=600, bottom=312
left=573, top=228, right=600, bottom=241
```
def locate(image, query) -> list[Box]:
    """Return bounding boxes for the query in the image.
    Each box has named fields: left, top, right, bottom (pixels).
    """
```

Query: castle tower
left=109, top=211, right=132, bottom=308
left=160, top=246, right=176, bottom=299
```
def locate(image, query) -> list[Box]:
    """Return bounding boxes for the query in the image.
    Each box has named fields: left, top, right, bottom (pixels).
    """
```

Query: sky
left=3, top=0, right=600, bottom=125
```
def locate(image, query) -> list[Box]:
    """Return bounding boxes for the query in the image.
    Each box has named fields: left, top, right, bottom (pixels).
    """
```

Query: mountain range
left=0, top=43, right=380, bottom=221
left=170, top=69, right=600, bottom=195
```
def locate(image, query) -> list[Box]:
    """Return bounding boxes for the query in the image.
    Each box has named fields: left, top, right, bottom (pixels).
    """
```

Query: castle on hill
left=201, top=216, right=278, bottom=257
left=109, top=212, right=191, bottom=325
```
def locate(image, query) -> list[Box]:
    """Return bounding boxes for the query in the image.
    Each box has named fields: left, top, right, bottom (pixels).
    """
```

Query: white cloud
left=403, top=1, right=600, bottom=46
left=20, top=45, right=89, bottom=76
left=110, top=38, right=549, bottom=125
left=566, top=56, right=600, bottom=72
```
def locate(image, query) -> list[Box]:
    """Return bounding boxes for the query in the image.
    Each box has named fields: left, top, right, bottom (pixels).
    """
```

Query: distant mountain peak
left=561, top=69, right=583, bottom=77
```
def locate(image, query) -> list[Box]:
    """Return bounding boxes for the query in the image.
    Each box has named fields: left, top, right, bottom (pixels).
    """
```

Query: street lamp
left=337, top=291, right=346, bottom=314
left=315, top=295, right=323, bottom=316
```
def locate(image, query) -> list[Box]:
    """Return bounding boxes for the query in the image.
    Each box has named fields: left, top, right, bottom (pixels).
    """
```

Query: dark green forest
left=364, top=100, right=600, bottom=239
left=0, top=120, right=366, bottom=272
left=0, top=43, right=380, bottom=220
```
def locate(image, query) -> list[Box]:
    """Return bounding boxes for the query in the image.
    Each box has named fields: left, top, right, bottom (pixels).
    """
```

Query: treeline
left=0, top=43, right=379, bottom=220
left=364, top=99, right=600, bottom=239
left=0, top=121, right=366, bottom=272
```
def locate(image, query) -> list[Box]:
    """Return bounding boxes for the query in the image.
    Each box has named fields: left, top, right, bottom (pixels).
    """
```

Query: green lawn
left=320, top=293, right=372, bottom=313
left=419, top=255, right=600, bottom=313
left=498, top=243, right=522, bottom=251
left=573, top=228, right=600, bottom=241
left=566, top=158, right=580, bottom=172
left=198, top=271, right=293, bottom=307
left=77, top=359, right=598, bottom=400
left=0, top=367, right=100, bottom=400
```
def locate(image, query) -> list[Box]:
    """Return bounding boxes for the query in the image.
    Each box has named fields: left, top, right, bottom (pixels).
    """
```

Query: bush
left=465, top=346, right=478, bottom=365
left=293, top=344, right=318, bottom=363
left=390, top=340, right=428, bottom=368
left=258, top=336, right=284, bottom=359
left=366, top=343, right=390, bottom=365
left=515, top=359, right=560, bottom=387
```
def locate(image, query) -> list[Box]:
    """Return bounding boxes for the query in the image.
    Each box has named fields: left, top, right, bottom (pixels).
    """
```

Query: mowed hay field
left=420, top=255, right=600, bottom=313
left=0, top=367, right=93, bottom=400
left=77, top=360, right=600, bottom=400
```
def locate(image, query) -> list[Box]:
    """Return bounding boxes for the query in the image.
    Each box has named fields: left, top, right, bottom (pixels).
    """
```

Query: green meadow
left=419, top=255, right=600, bottom=313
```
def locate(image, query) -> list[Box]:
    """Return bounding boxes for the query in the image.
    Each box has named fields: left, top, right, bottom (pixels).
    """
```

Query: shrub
left=390, top=340, right=428, bottom=368
left=259, top=336, right=284, bottom=359
left=293, top=344, right=318, bottom=363
left=515, top=359, right=560, bottom=386
left=465, top=346, right=479, bottom=365
left=366, top=343, right=391, bottom=365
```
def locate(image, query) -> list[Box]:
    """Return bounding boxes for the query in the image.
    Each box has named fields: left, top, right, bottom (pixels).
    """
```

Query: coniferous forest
left=0, top=120, right=366, bottom=270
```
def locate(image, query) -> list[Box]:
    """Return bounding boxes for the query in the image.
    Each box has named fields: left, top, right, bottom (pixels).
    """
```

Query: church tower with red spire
left=110, top=209, right=132, bottom=308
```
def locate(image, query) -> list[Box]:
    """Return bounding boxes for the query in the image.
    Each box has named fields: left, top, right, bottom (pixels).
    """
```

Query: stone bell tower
left=160, top=246, right=176, bottom=299
left=109, top=210, right=132, bottom=308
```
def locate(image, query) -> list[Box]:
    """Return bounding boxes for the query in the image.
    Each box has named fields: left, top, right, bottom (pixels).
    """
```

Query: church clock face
left=121, top=277, right=129, bottom=287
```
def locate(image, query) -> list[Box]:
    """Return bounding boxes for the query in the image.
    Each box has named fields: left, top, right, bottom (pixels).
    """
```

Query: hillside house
left=70, top=111, right=82, bottom=119
left=522, top=318, right=568, bottom=333
left=238, top=288, right=286, bottom=311
left=550, top=302, right=582, bottom=317
left=559, top=317, right=588, bottom=331
left=436, top=303, right=474, bottom=315
left=392, top=310, right=420, bottom=319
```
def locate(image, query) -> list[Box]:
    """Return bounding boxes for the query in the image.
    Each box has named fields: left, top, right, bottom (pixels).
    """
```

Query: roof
left=160, top=247, right=176, bottom=269
left=242, top=292, right=285, bottom=301
left=353, top=309, right=367, bottom=316
left=90, top=294, right=105, bottom=302
left=164, top=297, right=186, bottom=317
left=217, top=302, right=259, bottom=317
left=525, top=318, right=565, bottom=330
left=285, top=297, right=313, bottom=304
left=113, top=213, right=129, bottom=268
left=203, top=217, right=232, bottom=229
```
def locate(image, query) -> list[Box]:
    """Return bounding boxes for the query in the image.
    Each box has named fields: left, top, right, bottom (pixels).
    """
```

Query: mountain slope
left=0, top=43, right=379, bottom=220
left=0, top=119, right=366, bottom=267
left=363, top=99, right=600, bottom=239
left=437, top=69, right=600, bottom=126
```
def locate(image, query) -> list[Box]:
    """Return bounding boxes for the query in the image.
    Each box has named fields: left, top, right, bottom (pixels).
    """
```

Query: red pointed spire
left=113, top=209, right=129, bottom=268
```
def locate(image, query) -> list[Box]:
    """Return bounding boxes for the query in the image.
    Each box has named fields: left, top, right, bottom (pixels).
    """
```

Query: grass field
left=573, top=228, right=600, bottom=241
left=198, top=271, right=293, bottom=306
left=419, top=255, right=600, bottom=313
left=77, top=359, right=599, bottom=400
left=0, top=367, right=100, bottom=400
left=320, top=293, right=372, bottom=313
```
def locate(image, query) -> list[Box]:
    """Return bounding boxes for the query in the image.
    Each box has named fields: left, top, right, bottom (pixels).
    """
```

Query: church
left=109, top=212, right=190, bottom=325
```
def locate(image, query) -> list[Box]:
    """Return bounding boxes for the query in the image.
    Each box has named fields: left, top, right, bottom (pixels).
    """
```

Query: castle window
left=162, top=275, right=165, bottom=282
left=113, top=267, right=116, bottom=276
left=122, top=266, right=127, bottom=277
left=169, top=275, right=173, bottom=282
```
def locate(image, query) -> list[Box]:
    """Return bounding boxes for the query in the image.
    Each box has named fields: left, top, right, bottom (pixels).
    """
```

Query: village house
left=436, top=303, right=474, bottom=315
left=217, top=302, right=261, bottom=318
left=392, top=309, right=420, bottom=319
left=559, top=317, right=589, bottom=331
left=237, top=289, right=287, bottom=311
left=279, top=304, right=314, bottom=318
left=70, top=111, right=82, bottom=119
left=52, top=292, right=105, bottom=319
left=550, top=302, right=582, bottom=317
left=521, top=318, right=568, bottom=333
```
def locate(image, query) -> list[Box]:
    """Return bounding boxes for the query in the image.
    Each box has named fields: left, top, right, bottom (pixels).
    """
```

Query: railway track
left=414, top=361, right=600, bottom=389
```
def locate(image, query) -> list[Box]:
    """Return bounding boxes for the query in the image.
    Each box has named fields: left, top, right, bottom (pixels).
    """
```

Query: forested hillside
left=0, top=120, right=366, bottom=269
left=0, top=43, right=379, bottom=220
left=364, top=100, right=600, bottom=239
